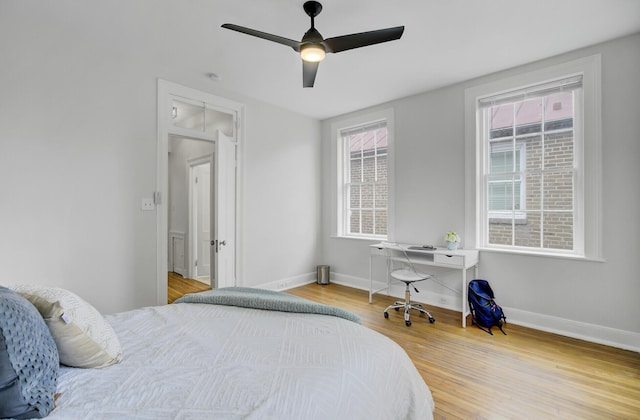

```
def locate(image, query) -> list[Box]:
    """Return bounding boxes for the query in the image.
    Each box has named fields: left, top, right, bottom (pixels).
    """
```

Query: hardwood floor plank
left=285, top=282, right=640, bottom=419
left=167, top=272, right=210, bottom=303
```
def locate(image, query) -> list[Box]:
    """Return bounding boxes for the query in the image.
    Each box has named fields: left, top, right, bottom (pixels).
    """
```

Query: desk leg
left=462, top=268, right=467, bottom=328
left=369, top=254, right=373, bottom=303
left=461, top=265, right=479, bottom=328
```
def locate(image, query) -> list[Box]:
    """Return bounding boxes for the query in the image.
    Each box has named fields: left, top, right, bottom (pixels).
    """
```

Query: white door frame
left=156, top=79, right=244, bottom=305
left=188, top=155, right=213, bottom=282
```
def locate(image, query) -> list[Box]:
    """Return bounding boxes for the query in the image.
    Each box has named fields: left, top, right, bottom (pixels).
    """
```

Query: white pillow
left=11, top=285, right=123, bottom=368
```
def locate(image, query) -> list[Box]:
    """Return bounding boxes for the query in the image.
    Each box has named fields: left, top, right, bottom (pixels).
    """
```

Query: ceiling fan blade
left=221, top=23, right=301, bottom=52
left=323, top=26, right=404, bottom=53
left=302, top=60, right=319, bottom=88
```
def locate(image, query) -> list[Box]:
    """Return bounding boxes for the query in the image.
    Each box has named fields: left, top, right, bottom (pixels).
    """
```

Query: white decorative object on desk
left=444, top=231, right=460, bottom=250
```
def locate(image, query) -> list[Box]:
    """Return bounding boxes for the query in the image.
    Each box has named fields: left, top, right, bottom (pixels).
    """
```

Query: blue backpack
left=468, top=279, right=507, bottom=335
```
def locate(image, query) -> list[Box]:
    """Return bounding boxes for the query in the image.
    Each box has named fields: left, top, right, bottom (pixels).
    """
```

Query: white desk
left=369, top=243, right=479, bottom=327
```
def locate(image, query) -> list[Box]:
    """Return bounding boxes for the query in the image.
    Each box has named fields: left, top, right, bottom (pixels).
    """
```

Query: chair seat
left=390, top=268, right=432, bottom=282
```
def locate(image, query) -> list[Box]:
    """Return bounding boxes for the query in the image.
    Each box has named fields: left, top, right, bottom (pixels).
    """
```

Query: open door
left=192, top=160, right=211, bottom=282
left=213, top=130, right=236, bottom=288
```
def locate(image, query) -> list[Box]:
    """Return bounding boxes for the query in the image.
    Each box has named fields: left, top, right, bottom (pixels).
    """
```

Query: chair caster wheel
left=384, top=312, right=389, bottom=319
left=405, top=320, right=412, bottom=327
left=394, top=307, right=400, bottom=311
left=429, top=317, right=436, bottom=323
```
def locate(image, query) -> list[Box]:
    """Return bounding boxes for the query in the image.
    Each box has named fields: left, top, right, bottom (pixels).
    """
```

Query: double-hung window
left=482, top=79, right=580, bottom=251
left=333, top=109, right=394, bottom=240
left=465, top=55, right=602, bottom=259
left=341, top=121, right=388, bottom=238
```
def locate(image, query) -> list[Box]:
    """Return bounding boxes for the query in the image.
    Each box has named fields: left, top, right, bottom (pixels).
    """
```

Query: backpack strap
left=488, top=302, right=507, bottom=335
left=470, top=315, right=493, bottom=335
left=468, top=299, right=495, bottom=335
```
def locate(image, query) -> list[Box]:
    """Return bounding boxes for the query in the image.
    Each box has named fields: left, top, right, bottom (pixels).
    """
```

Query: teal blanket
left=174, top=287, right=360, bottom=324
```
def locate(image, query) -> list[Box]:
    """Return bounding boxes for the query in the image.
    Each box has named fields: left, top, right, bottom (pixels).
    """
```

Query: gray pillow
left=0, top=286, right=59, bottom=419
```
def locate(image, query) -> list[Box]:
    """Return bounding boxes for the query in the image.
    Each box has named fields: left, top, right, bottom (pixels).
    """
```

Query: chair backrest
left=381, top=242, right=421, bottom=276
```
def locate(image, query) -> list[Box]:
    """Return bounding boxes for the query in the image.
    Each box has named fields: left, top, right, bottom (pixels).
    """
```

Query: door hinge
left=153, top=191, right=161, bottom=205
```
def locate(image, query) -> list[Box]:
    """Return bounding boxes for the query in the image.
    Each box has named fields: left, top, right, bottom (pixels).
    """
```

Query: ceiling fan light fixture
left=300, top=43, right=326, bottom=62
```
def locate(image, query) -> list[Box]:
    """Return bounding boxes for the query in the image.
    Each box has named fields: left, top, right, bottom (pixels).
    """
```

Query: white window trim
left=464, top=54, right=602, bottom=260
left=331, top=108, right=395, bottom=240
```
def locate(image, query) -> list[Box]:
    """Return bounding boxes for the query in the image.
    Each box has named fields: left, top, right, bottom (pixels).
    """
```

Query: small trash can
left=316, top=265, right=330, bottom=285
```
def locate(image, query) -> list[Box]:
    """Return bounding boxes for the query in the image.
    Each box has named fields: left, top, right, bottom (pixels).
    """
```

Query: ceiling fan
left=221, top=1, right=404, bottom=88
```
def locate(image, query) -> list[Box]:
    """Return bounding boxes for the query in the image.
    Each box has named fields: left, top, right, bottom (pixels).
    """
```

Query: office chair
left=382, top=242, right=436, bottom=326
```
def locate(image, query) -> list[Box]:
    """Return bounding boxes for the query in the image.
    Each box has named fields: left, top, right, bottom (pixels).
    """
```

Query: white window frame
left=464, top=55, right=602, bottom=260
left=331, top=108, right=395, bottom=240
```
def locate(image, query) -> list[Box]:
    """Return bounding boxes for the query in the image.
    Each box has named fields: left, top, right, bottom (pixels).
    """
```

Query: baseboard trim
left=256, top=272, right=316, bottom=292
left=193, top=276, right=210, bottom=286
left=328, top=272, right=640, bottom=353
left=503, top=307, right=640, bottom=353
left=331, top=273, right=466, bottom=312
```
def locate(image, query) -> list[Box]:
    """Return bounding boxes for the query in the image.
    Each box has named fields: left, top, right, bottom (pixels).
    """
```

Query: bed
left=1, top=286, right=434, bottom=419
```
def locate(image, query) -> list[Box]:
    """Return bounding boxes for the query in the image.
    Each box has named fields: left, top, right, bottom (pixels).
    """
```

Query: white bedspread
left=48, top=303, right=434, bottom=419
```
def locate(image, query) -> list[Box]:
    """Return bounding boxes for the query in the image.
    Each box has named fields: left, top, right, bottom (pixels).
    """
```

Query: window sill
left=479, top=246, right=606, bottom=262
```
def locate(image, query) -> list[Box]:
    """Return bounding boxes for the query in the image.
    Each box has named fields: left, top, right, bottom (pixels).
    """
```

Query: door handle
left=213, top=240, right=227, bottom=253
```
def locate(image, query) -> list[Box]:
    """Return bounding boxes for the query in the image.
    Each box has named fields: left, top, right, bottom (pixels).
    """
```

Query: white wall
left=0, top=2, right=321, bottom=313
left=241, top=104, right=322, bottom=289
left=322, top=33, right=640, bottom=350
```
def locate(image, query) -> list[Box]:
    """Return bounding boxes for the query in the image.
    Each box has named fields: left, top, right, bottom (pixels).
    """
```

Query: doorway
left=168, top=137, right=215, bottom=287
left=157, top=80, right=243, bottom=305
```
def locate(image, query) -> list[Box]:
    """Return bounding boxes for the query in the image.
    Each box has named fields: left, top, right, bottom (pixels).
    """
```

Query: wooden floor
left=167, top=272, right=210, bottom=303
left=169, top=280, right=640, bottom=418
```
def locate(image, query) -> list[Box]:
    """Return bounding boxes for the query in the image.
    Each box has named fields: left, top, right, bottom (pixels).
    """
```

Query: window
left=332, top=109, right=394, bottom=240
left=482, top=84, right=578, bottom=250
left=341, top=121, right=388, bottom=238
left=465, top=55, right=602, bottom=259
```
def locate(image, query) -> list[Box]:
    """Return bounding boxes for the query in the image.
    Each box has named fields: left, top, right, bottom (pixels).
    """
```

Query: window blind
left=478, top=74, right=582, bottom=109
left=340, top=120, right=386, bottom=137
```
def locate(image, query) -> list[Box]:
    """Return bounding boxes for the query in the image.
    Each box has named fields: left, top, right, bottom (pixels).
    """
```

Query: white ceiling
left=60, top=0, right=640, bottom=120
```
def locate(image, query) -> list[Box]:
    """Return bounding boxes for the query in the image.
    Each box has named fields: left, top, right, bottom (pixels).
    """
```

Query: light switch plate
left=141, top=198, right=155, bottom=211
